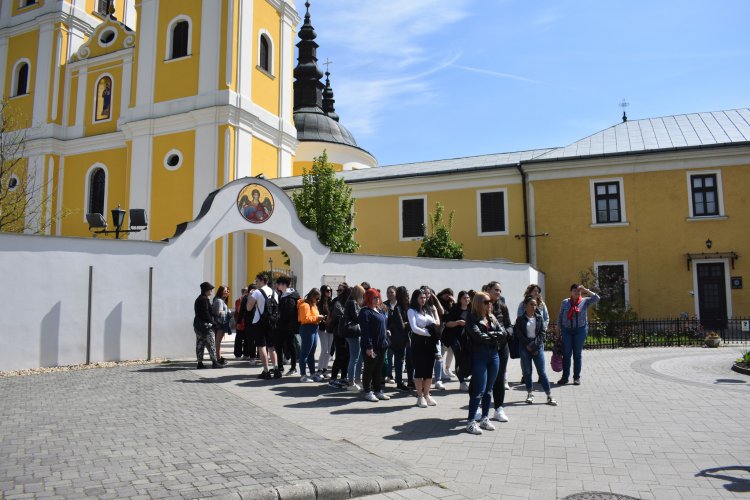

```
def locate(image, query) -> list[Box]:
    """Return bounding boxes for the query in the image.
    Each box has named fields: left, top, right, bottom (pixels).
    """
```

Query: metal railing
left=546, top=318, right=750, bottom=350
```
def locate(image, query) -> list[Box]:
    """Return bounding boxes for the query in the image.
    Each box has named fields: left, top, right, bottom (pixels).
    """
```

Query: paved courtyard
left=2, top=344, right=749, bottom=499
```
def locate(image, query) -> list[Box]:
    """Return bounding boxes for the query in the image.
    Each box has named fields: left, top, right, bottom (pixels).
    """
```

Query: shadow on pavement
left=383, top=418, right=464, bottom=440
left=135, top=362, right=198, bottom=372
left=331, top=404, right=416, bottom=415
left=696, top=465, right=750, bottom=492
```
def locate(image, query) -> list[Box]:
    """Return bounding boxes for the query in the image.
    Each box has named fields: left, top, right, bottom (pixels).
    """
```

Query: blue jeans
left=518, top=343, right=551, bottom=394
left=467, top=345, right=500, bottom=421
left=433, top=337, right=444, bottom=382
left=346, top=337, right=362, bottom=382
left=298, top=324, right=318, bottom=376
left=562, top=326, right=587, bottom=380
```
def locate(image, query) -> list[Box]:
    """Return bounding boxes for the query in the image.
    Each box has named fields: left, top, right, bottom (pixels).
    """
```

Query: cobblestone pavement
left=2, top=345, right=749, bottom=499
left=194, top=344, right=750, bottom=500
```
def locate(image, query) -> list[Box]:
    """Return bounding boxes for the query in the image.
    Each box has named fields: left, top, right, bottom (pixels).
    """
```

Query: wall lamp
left=86, top=204, right=148, bottom=239
left=705, top=238, right=712, bottom=249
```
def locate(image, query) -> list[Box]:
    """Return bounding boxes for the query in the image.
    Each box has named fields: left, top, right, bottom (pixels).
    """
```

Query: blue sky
left=294, top=0, right=750, bottom=166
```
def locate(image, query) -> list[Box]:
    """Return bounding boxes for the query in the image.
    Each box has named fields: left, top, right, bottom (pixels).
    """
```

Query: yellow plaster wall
left=246, top=233, right=266, bottom=282
left=153, top=0, right=201, bottom=103
left=5, top=29, right=39, bottom=126
left=251, top=0, right=280, bottom=115
left=12, top=0, right=43, bottom=16
left=251, top=136, right=278, bottom=179
left=149, top=130, right=195, bottom=241
left=353, top=184, right=526, bottom=262
left=531, top=165, right=750, bottom=319
left=83, top=61, right=123, bottom=136
left=59, top=148, right=129, bottom=237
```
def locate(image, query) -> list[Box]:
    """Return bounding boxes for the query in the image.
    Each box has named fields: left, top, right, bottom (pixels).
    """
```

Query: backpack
left=258, top=288, right=280, bottom=331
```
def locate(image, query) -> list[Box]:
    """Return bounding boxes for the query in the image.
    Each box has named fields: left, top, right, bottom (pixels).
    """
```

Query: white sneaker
left=434, top=380, right=445, bottom=390
left=466, top=420, right=483, bottom=435
left=479, top=417, right=496, bottom=431
left=442, top=371, right=457, bottom=381
left=364, top=391, right=378, bottom=402
left=347, top=382, right=361, bottom=392
left=459, top=381, right=470, bottom=392
left=300, top=375, right=312, bottom=382
left=493, top=407, right=509, bottom=422
left=375, top=391, right=390, bottom=400
left=425, top=395, right=437, bottom=406
left=525, top=392, right=534, bottom=404
left=416, top=396, right=428, bottom=408
left=504, top=381, right=511, bottom=390
left=312, top=373, right=324, bottom=382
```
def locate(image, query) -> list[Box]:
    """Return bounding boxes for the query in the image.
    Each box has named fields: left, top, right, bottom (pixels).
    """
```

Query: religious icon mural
left=95, top=76, right=112, bottom=121
left=237, top=183, right=274, bottom=223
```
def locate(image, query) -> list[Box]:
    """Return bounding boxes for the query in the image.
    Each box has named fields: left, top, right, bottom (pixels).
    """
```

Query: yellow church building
left=2, top=0, right=748, bottom=324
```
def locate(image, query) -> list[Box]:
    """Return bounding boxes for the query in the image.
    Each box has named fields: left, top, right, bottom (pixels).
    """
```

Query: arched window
left=94, top=75, right=113, bottom=122
left=13, top=61, right=29, bottom=97
left=170, top=19, right=190, bottom=59
left=259, top=35, right=270, bottom=72
left=88, top=167, right=106, bottom=216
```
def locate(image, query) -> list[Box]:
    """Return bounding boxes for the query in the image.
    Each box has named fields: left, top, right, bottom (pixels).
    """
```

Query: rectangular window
left=400, top=197, right=425, bottom=239
left=594, top=181, right=621, bottom=223
left=477, top=190, right=507, bottom=235
left=96, top=0, right=109, bottom=14
left=690, top=174, right=719, bottom=216
left=594, top=262, right=629, bottom=307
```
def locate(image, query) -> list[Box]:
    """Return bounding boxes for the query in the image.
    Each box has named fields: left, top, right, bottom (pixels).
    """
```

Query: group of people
left=193, top=275, right=600, bottom=435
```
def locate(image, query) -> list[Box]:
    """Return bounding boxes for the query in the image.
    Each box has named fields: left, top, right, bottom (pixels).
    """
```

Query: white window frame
left=593, top=260, right=629, bottom=307
left=91, top=73, right=114, bottom=124
left=18, top=0, right=37, bottom=10
left=264, top=238, right=279, bottom=249
left=476, top=188, right=509, bottom=236
left=691, top=258, right=733, bottom=320
left=165, top=15, right=193, bottom=61
left=10, top=58, right=30, bottom=97
left=83, top=163, right=109, bottom=223
left=686, top=169, right=725, bottom=220
left=257, top=30, right=274, bottom=76
left=399, top=195, right=426, bottom=241
left=589, top=177, right=628, bottom=227
left=7, top=173, right=20, bottom=191
left=163, top=149, right=183, bottom=171
left=97, top=27, right=118, bottom=48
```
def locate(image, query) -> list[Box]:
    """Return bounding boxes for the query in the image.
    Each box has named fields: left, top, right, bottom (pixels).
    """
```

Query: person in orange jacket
left=298, top=288, right=325, bottom=382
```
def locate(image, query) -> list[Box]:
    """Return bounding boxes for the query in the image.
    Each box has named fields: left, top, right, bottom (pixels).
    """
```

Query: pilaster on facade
left=198, top=0, right=221, bottom=96
left=134, top=0, right=158, bottom=110
left=236, top=0, right=254, bottom=103
left=32, top=22, right=55, bottom=127
left=72, top=64, right=88, bottom=137
left=0, top=37, right=8, bottom=99
left=23, top=155, right=45, bottom=234
left=128, top=132, right=154, bottom=240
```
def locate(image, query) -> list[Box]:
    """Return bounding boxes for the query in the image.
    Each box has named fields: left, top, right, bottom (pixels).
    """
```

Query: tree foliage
left=0, top=99, right=71, bottom=233
left=578, top=267, right=637, bottom=322
left=291, top=151, right=359, bottom=253
left=417, top=202, right=464, bottom=259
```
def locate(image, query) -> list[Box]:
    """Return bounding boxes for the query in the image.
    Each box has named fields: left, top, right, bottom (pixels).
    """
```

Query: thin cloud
left=450, top=64, right=544, bottom=85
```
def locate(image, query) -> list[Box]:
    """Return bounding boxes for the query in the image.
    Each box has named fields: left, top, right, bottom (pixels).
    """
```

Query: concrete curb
left=217, top=476, right=435, bottom=500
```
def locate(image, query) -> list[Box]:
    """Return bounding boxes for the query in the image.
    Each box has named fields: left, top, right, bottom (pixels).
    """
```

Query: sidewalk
left=1, top=343, right=749, bottom=499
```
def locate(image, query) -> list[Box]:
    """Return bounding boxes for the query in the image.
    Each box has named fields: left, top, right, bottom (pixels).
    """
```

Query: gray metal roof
left=294, top=109, right=359, bottom=147
left=272, top=148, right=555, bottom=188
left=535, top=108, right=750, bottom=160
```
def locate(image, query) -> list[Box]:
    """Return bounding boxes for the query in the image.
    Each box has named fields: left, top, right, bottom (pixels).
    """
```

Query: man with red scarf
left=556, top=284, right=600, bottom=386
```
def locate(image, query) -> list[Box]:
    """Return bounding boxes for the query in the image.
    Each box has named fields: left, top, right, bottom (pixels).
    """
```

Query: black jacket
left=194, top=294, right=213, bottom=325
left=514, top=311, right=546, bottom=353
left=342, top=299, right=361, bottom=338
left=492, top=299, right=513, bottom=331
left=466, top=312, right=506, bottom=348
left=388, top=304, right=410, bottom=349
left=278, top=289, right=301, bottom=334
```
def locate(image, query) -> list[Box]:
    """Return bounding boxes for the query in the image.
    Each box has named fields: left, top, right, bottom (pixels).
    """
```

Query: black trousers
left=331, top=335, right=349, bottom=380
left=362, top=347, right=386, bottom=393
left=233, top=328, right=255, bottom=358
left=276, top=331, right=299, bottom=369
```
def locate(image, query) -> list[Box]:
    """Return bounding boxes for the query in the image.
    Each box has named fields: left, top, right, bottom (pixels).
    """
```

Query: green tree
left=578, top=267, right=637, bottom=322
left=417, top=202, right=464, bottom=259
left=291, top=151, right=358, bottom=253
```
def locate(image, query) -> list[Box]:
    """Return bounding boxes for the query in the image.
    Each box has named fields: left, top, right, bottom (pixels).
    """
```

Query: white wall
left=0, top=178, right=543, bottom=372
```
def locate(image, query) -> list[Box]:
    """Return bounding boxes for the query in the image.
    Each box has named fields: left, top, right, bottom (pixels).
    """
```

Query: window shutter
left=480, top=191, right=504, bottom=233
left=402, top=199, right=424, bottom=238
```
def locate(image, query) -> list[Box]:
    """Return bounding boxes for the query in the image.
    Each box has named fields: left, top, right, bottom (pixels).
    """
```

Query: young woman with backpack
left=297, top=288, right=325, bottom=382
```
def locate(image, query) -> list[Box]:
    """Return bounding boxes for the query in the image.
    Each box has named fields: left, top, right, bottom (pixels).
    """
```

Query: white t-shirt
left=526, top=315, right=537, bottom=339
left=249, top=285, right=274, bottom=324
left=407, top=308, right=436, bottom=337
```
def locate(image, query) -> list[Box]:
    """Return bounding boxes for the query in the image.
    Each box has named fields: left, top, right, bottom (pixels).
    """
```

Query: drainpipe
left=516, top=162, right=530, bottom=263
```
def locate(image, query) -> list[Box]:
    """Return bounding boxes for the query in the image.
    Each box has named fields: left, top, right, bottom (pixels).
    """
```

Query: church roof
left=294, top=108, right=358, bottom=147
left=533, top=108, right=750, bottom=161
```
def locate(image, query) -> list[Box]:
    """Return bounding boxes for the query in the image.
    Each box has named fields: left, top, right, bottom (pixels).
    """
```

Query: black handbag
left=508, top=332, right=520, bottom=359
